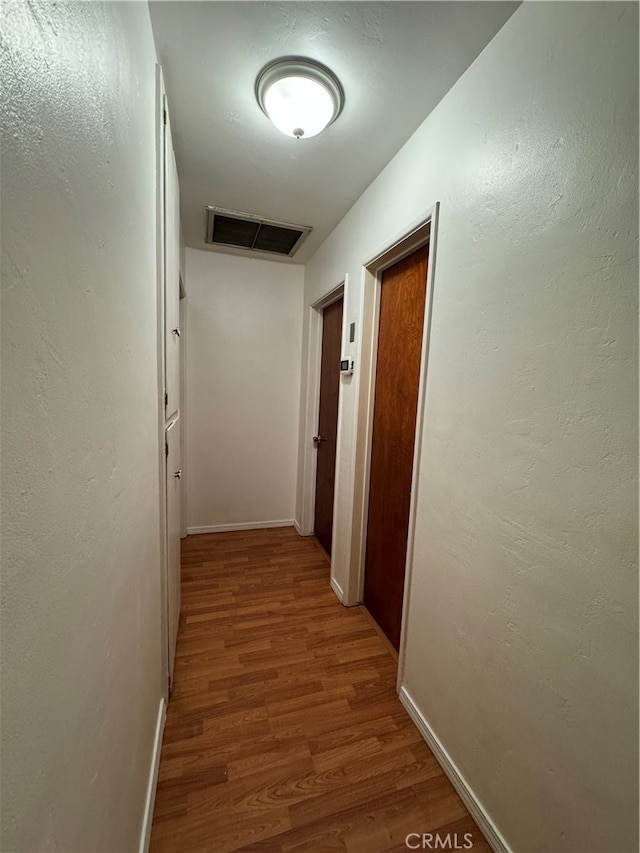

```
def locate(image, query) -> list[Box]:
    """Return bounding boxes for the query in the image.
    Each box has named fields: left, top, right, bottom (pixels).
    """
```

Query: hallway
left=150, top=528, right=489, bottom=852
left=3, top=3, right=638, bottom=849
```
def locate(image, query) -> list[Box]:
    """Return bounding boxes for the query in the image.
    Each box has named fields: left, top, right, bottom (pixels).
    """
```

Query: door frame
left=350, top=202, right=440, bottom=687
left=297, top=282, right=346, bottom=582
left=155, top=64, right=184, bottom=697
left=179, top=277, right=187, bottom=539
left=154, top=64, right=170, bottom=699
left=313, top=294, right=344, bottom=561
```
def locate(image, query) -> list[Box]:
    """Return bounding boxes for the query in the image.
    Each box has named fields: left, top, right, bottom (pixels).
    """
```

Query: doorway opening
left=296, top=281, right=346, bottom=599
left=363, top=245, right=428, bottom=650
left=348, top=205, right=439, bottom=679
left=313, top=296, right=344, bottom=556
left=156, top=65, right=183, bottom=698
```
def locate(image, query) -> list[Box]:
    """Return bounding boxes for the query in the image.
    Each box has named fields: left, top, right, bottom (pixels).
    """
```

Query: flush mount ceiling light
left=255, top=57, right=344, bottom=139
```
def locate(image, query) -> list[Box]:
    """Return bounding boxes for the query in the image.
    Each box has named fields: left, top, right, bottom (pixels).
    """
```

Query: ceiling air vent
left=205, top=207, right=311, bottom=257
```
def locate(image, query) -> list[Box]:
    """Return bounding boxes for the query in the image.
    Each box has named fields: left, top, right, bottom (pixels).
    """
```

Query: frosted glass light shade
left=264, top=77, right=334, bottom=139
left=256, top=58, right=344, bottom=140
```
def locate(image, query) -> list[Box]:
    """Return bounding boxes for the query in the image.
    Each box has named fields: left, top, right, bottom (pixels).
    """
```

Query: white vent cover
left=205, top=206, right=312, bottom=257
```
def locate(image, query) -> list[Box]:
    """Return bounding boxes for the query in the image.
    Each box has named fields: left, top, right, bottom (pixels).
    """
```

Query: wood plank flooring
left=150, top=527, right=490, bottom=853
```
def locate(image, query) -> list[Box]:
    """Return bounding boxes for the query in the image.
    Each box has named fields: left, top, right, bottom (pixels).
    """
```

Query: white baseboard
left=187, top=519, right=294, bottom=535
left=139, top=697, right=166, bottom=853
left=293, top=519, right=302, bottom=536
left=398, top=687, right=510, bottom=853
left=330, top=576, right=344, bottom=603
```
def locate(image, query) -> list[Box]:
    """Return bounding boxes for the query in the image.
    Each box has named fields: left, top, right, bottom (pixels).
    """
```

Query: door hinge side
left=163, top=108, right=167, bottom=126
left=165, top=440, right=169, bottom=459
left=164, top=390, right=168, bottom=407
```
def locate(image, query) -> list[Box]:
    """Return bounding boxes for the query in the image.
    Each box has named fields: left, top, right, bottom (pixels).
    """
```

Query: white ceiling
left=149, top=1, right=519, bottom=264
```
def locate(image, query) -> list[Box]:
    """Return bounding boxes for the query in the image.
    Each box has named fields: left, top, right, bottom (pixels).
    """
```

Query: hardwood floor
left=150, top=527, right=490, bottom=853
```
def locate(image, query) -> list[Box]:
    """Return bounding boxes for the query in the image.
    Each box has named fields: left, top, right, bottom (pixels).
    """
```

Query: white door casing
left=164, top=98, right=181, bottom=422
left=164, top=100, right=182, bottom=685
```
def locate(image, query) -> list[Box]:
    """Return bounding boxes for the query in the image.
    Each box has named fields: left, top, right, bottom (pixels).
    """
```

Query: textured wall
left=1, top=2, right=164, bottom=851
left=185, top=249, right=303, bottom=531
left=299, top=2, right=638, bottom=850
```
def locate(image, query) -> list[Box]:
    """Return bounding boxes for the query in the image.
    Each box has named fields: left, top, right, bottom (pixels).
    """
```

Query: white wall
left=1, top=3, right=164, bottom=851
left=298, top=3, right=638, bottom=851
left=186, top=249, right=303, bottom=532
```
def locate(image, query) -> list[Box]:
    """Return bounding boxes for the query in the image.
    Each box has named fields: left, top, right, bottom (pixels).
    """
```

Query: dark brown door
left=313, top=297, right=343, bottom=555
left=364, top=246, right=428, bottom=650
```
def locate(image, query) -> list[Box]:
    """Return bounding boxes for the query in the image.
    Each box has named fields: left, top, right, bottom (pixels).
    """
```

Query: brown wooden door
left=314, top=297, right=343, bottom=555
left=364, top=246, right=428, bottom=650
